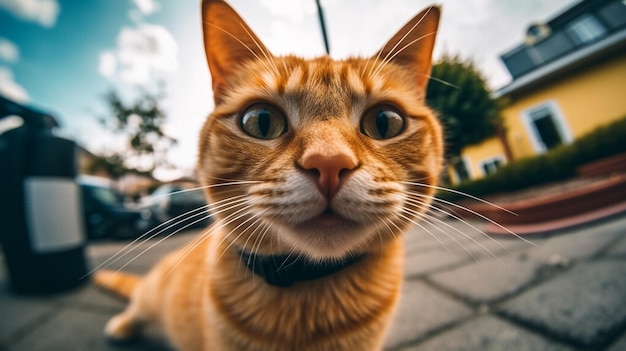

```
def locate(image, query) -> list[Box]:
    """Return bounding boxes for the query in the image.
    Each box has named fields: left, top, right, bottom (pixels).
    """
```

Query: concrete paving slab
left=428, top=254, right=540, bottom=304
left=404, top=250, right=469, bottom=277
left=10, top=309, right=171, bottom=351
left=528, top=217, right=625, bottom=262
left=384, top=280, right=472, bottom=350
left=608, top=332, right=626, bottom=351
left=499, top=259, right=626, bottom=348
left=442, top=236, right=534, bottom=261
left=607, top=235, right=626, bottom=256
left=401, top=316, right=575, bottom=351
left=0, top=283, right=57, bottom=345
left=61, top=284, right=127, bottom=312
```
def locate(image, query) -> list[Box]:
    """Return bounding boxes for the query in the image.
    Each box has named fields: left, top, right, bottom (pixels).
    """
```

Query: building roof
left=495, top=0, right=626, bottom=98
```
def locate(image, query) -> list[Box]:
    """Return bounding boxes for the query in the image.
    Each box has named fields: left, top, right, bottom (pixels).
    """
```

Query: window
left=501, top=47, right=539, bottom=78
left=522, top=101, right=572, bottom=153
left=566, top=14, right=607, bottom=46
left=480, top=157, right=504, bottom=176
left=451, top=157, right=471, bottom=183
left=534, top=31, right=575, bottom=62
left=599, top=1, right=626, bottom=29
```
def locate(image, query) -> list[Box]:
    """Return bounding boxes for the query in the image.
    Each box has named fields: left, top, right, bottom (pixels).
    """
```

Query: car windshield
left=151, top=185, right=179, bottom=198
left=88, top=186, right=123, bottom=206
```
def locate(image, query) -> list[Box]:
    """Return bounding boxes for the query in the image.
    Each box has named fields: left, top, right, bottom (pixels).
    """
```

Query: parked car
left=79, top=176, right=156, bottom=240
left=143, top=182, right=211, bottom=229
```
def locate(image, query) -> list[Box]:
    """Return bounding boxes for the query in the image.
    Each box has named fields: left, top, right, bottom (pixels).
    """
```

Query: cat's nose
left=298, top=152, right=358, bottom=201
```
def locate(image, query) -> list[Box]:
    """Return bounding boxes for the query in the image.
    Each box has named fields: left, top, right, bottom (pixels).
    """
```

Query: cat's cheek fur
left=248, top=172, right=327, bottom=223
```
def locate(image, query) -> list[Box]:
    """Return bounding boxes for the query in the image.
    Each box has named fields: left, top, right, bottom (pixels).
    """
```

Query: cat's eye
left=360, top=105, right=405, bottom=140
left=240, top=103, right=287, bottom=140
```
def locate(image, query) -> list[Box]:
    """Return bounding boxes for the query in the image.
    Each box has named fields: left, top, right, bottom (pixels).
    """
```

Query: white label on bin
left=24, top=177, right=84, bottom=253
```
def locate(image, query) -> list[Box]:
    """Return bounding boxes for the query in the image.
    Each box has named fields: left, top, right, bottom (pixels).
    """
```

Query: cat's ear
left=201, top=0, right=271, bottom=103
left=375, top=6, right=440, bottom=91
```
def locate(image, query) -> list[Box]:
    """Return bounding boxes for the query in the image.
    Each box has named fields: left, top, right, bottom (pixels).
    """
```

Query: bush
left=438, top=115, right=626, bottom=201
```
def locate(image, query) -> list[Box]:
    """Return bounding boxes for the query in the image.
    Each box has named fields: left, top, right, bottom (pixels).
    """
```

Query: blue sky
left=0, top=0, right=577, bottom=180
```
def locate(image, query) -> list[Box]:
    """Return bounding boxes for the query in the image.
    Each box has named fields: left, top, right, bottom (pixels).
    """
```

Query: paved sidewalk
left=1, top=214, right=626, bottom=351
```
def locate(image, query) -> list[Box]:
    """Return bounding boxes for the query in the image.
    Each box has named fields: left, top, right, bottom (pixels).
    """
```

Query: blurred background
left=0, top=0, right=625, bottom=280
left=0, top=0, right=625, bottom=349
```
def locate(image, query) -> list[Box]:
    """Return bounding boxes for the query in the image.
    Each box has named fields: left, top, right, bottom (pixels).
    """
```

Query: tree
left=93, top=84, right=177, bottom=178
left=426, top=55, right=502, bottom=160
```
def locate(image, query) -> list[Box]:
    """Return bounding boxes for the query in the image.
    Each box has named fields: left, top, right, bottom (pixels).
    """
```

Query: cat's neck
left=238, top=251, right=365, bottom=287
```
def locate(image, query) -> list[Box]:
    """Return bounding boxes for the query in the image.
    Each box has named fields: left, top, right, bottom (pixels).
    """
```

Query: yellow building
left=452, top=0, right=626, bottom=183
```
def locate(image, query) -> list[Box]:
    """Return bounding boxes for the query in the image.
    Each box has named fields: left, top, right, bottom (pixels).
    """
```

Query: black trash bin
left=0, top=95, right=89, bottom=294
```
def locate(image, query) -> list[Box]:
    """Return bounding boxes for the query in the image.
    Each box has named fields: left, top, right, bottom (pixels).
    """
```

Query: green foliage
left=97, top=84, right=177, bottom=178
left=426, top=54, right=502, bottom=158
left=86, top=154, right=152, bottom=180
left=439, top=116, right=626, bottom=201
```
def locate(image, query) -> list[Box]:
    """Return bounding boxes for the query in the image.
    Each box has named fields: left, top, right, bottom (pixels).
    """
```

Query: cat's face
left=199, top=0, right=442, bottom=261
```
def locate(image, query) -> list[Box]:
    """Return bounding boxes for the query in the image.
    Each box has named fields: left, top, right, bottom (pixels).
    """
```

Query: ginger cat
left=94, top=0, right=443, bottom=350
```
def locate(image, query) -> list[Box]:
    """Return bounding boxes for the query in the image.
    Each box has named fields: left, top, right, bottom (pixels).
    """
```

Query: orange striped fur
left=95, top=0, right=443, bottom=350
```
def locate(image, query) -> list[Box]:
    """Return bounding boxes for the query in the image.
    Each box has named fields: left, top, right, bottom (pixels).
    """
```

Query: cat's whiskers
left=410, top=210, right=481, bottom=261
left=397, top=210, right=455, bottom=254
left=237, top=218, right=272, bottom=272
left=371, top=217, right=398, bottom=263
left=151, top=180, right=260, bottom=200
left=426, top=202, right=510, bottom=254
left=215, top=208, right=269, bottom=264
left=107, top=183, right=253, bottom=276
left=115, top=210, right=215, bottom=275
left=248, top=222, right=272, bottom=283
left=406, top=190, right=536, bottom=247
left=399, top=198, right=473, bottom=256
left=424, top=75, right=461, bottom=89
left=166, top=200, right=257, bottom=273
left=165, top=202, right=262, bottom=277
left=401, top=180, right=517, bottom=215
left=86, top=186, right=251, bottom=276
left=275, top=249, right=299, bottom=272
left=403, top=201, right=498, bottom=260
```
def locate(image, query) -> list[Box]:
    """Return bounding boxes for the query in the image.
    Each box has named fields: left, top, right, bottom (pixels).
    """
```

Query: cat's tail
left=93, top=270, right=141, bottom=300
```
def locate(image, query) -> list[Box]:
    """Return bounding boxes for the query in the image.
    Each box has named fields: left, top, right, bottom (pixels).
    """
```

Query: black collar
left=239, top=251, right=364, bottom=287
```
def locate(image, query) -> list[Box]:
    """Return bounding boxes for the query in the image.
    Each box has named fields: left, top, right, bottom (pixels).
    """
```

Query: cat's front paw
left=104, top=312, right=142, bottom=345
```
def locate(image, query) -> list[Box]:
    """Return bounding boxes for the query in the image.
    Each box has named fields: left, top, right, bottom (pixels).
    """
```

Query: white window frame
left=479, top=156, right=506, bottom=177
left=521, top=100, right=573, bottom=154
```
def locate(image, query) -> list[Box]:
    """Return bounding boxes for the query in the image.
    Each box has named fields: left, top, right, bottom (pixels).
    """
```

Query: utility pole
left=315, top=0, right=330, bottom=55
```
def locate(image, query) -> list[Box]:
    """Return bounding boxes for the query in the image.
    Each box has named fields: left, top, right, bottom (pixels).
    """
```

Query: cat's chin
left=279, top=211, right=381, bottom=261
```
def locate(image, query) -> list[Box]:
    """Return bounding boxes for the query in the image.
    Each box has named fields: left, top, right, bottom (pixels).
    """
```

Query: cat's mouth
left=307, top=207, right=358, bottom=227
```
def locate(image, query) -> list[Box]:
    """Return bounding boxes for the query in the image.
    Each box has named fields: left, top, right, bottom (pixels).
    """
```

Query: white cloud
left=0, top=37, right=19, bottom=63
left=258, top=0, right=315, bottom=23
left=98, top=51, right=116, bottom=77
left=129, top=0, right=159, bottom=22
left=99, top=23, right=178, bottom=86
left=0, top=0, right=60, bottom=27
left=132, top=0, right=159, bottom=16
left=0, top=66, right=29, bottom=102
